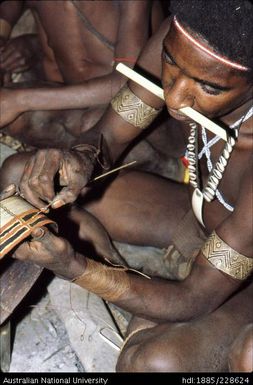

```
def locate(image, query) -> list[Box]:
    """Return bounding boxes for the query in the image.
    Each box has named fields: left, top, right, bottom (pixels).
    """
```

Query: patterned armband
left=111, top=85, right=161, bottom=129
left=0, top=18, right=12, bottom=39
left=201, top=231, right=253, bottom=280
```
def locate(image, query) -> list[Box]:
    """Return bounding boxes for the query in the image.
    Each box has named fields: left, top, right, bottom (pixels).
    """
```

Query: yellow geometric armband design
left=111, top=85, right=161, bottom=129
left=202, top=231, right=253, bottom=280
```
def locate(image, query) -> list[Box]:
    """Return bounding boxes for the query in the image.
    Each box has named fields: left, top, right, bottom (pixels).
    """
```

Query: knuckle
left=38, top=174, right=50, bottom=184
left=64, top=191, right=77, bottom=203
left=13, top=249, right=26, bottom=261
left=36, top=149, right=46, bottom=157
left=58, top=240, right=68, bottom=253
left=50, top=149, right=62, bottom=159
left=29, top=176, right=39, bottom=188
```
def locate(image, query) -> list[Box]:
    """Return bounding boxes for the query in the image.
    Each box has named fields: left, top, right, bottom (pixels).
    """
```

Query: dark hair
left=170, top=0, right=253, bottom=77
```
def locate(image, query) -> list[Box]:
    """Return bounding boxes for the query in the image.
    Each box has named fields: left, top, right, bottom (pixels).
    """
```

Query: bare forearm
left=100, top=254, right=241, bottom=323
left=95, top=107, right=143, bottom=163
left=14, top=72, right=125, bottom=112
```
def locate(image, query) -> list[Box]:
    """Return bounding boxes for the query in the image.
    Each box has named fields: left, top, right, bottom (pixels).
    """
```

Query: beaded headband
left=173, top=16, right=249, bottom=72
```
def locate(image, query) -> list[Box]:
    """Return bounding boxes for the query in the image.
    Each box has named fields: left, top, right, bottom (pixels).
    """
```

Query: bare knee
left=117, top=335, right=185, bottom=372
left=229, top=324, right=253, bottom=372
left=0, top=152, right=33, bottom=190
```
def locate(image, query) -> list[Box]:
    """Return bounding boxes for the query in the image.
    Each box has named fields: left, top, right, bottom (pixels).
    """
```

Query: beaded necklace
left=187, top=106, right=253, bottom=226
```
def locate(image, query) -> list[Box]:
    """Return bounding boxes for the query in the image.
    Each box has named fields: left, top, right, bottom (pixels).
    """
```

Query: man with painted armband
left=0, top=0, right=165, bottom=147
left=0, top=0, right=252, bottom=372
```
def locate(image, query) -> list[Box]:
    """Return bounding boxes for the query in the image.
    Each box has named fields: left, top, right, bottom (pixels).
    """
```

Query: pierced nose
left=176, top=95, right=195, bottom=111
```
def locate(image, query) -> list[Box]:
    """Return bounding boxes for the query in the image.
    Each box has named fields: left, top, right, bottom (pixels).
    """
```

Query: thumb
left=0, top=184, right=17, bottom=200
left=31, top=226, right=48, bottom=240
left=30, top=227, right=61, bottom=252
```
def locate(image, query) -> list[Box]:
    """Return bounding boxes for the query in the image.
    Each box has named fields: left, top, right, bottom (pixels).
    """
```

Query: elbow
left=184, top=279, right=232, bottom=321
left=166, top=282, right=227, bottom=323
left=176, top=293, right=217, bottom=323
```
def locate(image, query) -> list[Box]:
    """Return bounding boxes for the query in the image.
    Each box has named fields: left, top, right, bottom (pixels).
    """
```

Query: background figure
left=0, top=0, right=166, bottom=147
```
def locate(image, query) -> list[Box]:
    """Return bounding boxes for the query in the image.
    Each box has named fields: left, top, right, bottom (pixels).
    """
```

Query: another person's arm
left=0, top=1, right=40, bottom=80
left=0, top=33, right=42, bottom=79
left=0, top=1, right=24, bottom=84
left=0, top=12, right=169, bottom=127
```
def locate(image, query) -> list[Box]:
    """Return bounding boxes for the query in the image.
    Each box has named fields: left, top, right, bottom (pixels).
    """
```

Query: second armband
left=202, top=231, right=253, bottom=280
left=111, top=85, right=161, bottom=129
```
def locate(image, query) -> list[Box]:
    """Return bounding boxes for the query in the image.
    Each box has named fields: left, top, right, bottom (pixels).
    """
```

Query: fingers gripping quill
left=49, top=147, right=98, bottom=209
left=19, top=149, right=62, bottom=210
left=0, top=156, right=136, bottom=262
left=51, top=143, right=136, bottom=209
left=41, top=159, right=137, bottom=209
left=16, top=137, right=136, bottom=210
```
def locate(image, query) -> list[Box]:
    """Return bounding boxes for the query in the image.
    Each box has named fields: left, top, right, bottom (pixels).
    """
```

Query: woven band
left=111, top=85, right=161, bottom=129
left=201, top=231, right=253, bottom=280
left=0, top=19, right=11, bottom=39
left=72, top=258, right=130, bottom=301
